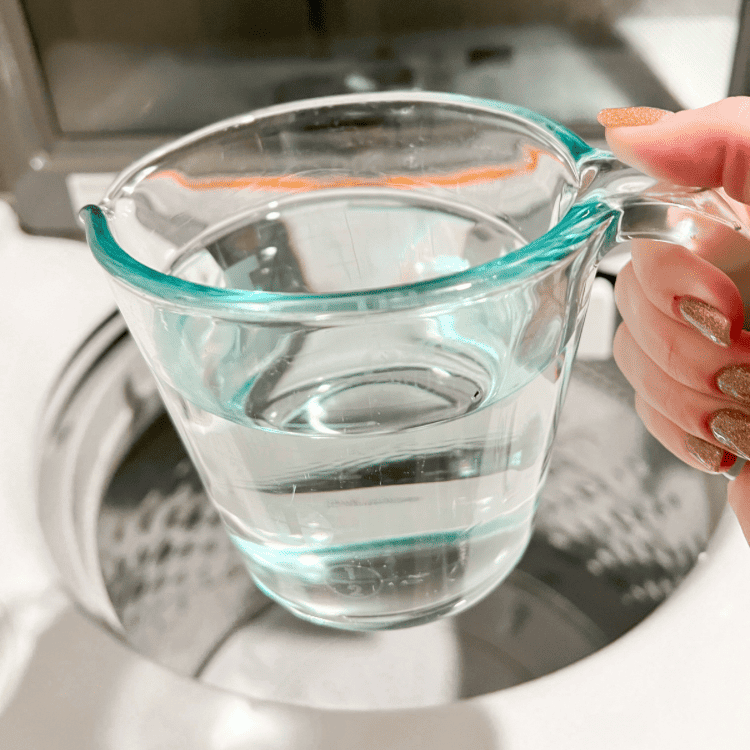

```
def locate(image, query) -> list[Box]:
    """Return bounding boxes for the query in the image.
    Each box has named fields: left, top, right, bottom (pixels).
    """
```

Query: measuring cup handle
left=617, top=182, right=746, bottom=247
left=581, top=156, right=748, bottom=252
left=586, top=157, right=750, bottom=305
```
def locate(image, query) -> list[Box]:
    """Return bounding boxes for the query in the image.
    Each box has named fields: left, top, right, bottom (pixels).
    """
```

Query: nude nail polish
left=596, top=107, right=672, bottom=128
left=684, top=434, right=730, bottom=472
left=716, top=364, right=750, bottom=404
left=709, top=409, right=750, bottom=460
left=678, top=297, right=731, bottom=347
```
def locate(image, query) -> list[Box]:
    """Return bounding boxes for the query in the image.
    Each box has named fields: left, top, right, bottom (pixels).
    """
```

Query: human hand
left=598, top=98, right=750, bottom=544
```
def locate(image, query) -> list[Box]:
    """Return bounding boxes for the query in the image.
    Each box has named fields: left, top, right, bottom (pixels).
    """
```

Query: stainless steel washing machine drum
left=34, top=310, right=726, bottom=745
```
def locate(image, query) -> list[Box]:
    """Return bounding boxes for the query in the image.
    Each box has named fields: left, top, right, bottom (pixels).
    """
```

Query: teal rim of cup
left=80, top=92, right=620, bottom=321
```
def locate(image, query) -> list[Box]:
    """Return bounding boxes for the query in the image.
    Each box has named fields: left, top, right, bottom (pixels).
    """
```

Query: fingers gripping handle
left=589, top=159, right=750, bottom=481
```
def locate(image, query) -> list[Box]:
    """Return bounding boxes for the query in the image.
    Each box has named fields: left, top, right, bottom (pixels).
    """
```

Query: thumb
left=598, top=97, right=750, bottom=204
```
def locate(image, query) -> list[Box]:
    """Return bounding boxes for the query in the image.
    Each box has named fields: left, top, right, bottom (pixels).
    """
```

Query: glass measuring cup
left=81, top=92, right=746, bottom=630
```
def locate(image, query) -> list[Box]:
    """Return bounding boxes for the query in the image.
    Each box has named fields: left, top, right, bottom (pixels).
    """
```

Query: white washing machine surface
left=1, top=199, right=749, bottom=749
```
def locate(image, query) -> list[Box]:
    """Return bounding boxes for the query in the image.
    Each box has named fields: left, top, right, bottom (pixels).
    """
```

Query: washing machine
left=1, top=2, right=750, bottom=747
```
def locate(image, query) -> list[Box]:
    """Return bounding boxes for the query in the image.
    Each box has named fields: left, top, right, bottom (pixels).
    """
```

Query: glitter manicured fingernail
left=684, top=434, right=731, bottom=472
left=678, top=297, right=731, bottom=347
left=709, top=409, right=750, bottom=460
left=596, top=106, right=673, bottom=128
left=716, top=364, right=750, bottom=403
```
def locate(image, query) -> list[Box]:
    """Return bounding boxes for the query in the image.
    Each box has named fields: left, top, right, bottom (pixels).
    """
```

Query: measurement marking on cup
left=327, top=495, right=420, bottom=507
left=328, top=563, right=382, bottom=598
left=282, top=484, right=303, bottom=534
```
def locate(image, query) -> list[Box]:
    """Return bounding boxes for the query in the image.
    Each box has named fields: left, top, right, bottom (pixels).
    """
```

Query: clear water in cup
left=157, top=189, right=571, bottom=628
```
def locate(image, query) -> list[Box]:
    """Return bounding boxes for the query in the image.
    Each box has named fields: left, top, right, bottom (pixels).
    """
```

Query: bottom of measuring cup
left=247, top=564, right=521, bottom=631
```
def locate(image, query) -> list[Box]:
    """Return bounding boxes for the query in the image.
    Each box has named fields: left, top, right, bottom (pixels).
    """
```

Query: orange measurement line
left=149, top=145, right=541, bottom=191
